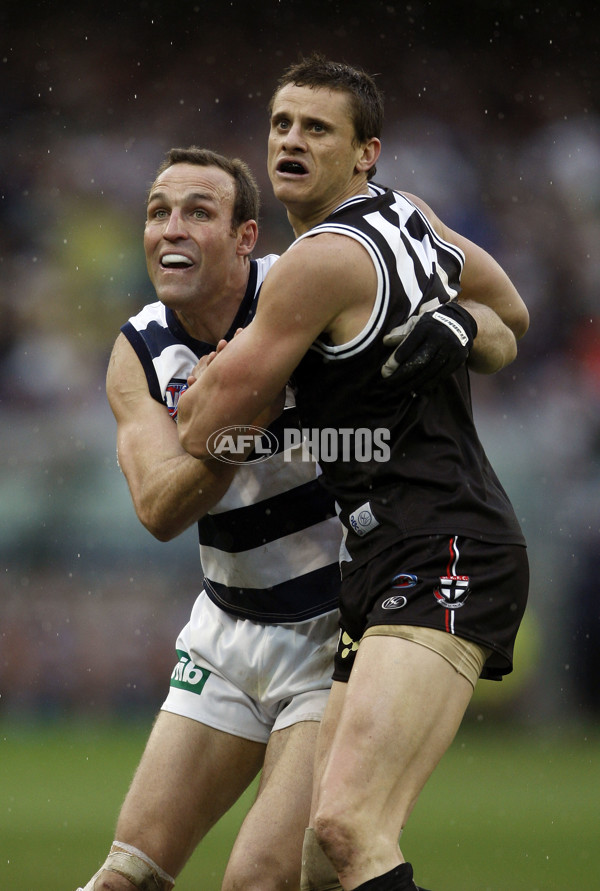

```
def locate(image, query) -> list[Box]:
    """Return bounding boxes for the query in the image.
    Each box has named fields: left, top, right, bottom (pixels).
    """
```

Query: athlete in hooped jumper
left=75, top=144, right=520, bottom=891
left=178, top=55, right=530, bottom=891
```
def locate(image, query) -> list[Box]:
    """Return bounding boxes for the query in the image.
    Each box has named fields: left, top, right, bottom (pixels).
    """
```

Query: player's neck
left=287, top=181, right=370, bottom=237
left=174, top=268, right=251, bottom=346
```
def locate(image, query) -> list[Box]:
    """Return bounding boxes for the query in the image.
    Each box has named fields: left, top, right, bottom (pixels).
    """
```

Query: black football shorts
left=333, top=534, right=529, bottom=683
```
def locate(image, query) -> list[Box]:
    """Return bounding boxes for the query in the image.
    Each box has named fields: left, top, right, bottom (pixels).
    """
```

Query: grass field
left=1, top=716, right=598, bottom=890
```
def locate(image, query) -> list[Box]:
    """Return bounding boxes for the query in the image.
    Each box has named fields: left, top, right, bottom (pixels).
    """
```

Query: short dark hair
left=269, top=53, right=384, bottom=180
left=151, top=146, right=260, bottom=229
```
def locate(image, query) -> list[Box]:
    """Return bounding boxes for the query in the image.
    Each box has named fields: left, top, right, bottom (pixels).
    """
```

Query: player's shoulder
left=254, top=253, right=280, bottom=280
left=126, top=299, right=167, bottom=331
left=286, top=230, right=372, bottom=285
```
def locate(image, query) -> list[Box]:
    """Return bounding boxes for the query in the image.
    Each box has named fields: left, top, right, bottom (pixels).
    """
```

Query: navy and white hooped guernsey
left=122, top=254, right=341, bottom=623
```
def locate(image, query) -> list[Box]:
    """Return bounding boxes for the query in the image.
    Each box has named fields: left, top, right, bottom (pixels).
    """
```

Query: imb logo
left=170, top=652, right=211, bottom=694
left=207, top=425, right=279, bottom=464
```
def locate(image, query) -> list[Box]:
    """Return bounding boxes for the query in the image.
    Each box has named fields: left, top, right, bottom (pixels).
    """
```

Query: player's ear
left=356, top=137, right=381, bottom=175
left=236, top=219, right=258, bottom=256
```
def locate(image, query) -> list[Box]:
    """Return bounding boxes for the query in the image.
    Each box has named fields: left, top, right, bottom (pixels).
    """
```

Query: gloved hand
left=381, top=301, right=478, bottom=391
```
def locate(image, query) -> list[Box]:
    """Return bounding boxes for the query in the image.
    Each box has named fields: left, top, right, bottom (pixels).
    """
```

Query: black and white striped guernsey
left=290, top=184, right=526, bottom=575
left=122, top=254, right=341, bottom=622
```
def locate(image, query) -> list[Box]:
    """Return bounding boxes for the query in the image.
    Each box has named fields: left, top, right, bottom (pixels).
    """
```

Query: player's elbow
left=469, top=330, right=517, bottom=374
left=177, top=397, right=209, bottom=460
left=512, top=303, right=530, bottom=341
left=136, top=503, right=185, bottom=542
left=178, top=422, right=209, bottom=462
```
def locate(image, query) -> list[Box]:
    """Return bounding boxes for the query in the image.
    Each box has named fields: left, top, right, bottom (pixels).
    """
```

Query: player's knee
left=300, top=827, right=342, bottom=891
left=312, top=810, right=358, bottom=875
left=222, top=853, right=299, bottom=891
left=91, top=872, right=138, bottom=891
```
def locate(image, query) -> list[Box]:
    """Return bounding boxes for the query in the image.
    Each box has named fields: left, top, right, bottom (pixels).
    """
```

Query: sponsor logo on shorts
left=382, top=594, right=407, bottom=609
left=434, top=575, right=470, bottom=609
left=338, top=630, right=360, bottom=660
left=170, top=651, right=211, bottom=694
left=381, top=572, right=418, bottom=609
left=348, top=501, right=380, bottom=537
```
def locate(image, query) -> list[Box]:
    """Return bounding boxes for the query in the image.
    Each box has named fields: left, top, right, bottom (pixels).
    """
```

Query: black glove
left=381, top=302, right=478, bottom=391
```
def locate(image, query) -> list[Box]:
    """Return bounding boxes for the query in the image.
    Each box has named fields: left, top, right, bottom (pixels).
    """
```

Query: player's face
left=144, top=163, right=241, bottom=309
left=268, top=84, right=368, bottom=230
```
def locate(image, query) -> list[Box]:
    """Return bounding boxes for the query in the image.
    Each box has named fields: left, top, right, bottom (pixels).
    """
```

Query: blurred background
left=1, top=2, right=599, bottom=888
left=1, top=0, right=598, bottom=750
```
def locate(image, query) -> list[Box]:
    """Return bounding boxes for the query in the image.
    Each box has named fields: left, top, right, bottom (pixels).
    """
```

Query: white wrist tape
left=77, top=841, right=175, bottom=891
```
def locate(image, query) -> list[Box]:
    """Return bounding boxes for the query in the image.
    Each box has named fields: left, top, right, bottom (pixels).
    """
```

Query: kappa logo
left=434, top=575, right=471, bottom=610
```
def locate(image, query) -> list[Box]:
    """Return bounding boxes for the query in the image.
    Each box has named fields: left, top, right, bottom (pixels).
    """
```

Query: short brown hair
left=152, top=146, right=260, bottom=229
left=269, top=53, right=384, bottom=179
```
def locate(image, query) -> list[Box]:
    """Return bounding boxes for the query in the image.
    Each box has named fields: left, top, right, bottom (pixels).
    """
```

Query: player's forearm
left=463, top=301, right=517, bottom=374
left=178, top=357, right=274, bottom=460
left=125, top=452, right=236, bottom=541
left=456, top=251, right=529, bottom=341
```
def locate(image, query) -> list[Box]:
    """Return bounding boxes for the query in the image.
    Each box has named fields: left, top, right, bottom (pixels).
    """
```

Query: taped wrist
left=81, top=841, right=175, bottom=891
left=300, top=827, right=343, bottom=891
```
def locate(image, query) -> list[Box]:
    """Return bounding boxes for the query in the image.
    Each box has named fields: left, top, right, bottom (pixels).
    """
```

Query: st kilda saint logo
left=434, top=575, right=471, bottom=609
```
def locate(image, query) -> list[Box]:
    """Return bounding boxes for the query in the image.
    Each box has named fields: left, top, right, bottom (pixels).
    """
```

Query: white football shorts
left=161, top=589, right=339, bottom=743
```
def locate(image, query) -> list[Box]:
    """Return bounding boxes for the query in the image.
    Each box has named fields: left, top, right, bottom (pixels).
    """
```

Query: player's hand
left=187, top=337, right=231, bottom=388
left=381, top=302, right=478, bottom=391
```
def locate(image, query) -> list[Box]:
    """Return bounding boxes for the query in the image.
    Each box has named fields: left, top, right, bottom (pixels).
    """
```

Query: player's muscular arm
left=106, top=334, right=237, bottom=541
left=456, top=298, right=517, bottom=373
left=178, top=234, right=372, bottom=460
left=405, top=193, right=529, bottom=367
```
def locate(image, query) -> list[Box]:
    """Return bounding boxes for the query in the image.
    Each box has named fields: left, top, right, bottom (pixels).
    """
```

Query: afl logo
left=207, top=425, right=279, bottom=464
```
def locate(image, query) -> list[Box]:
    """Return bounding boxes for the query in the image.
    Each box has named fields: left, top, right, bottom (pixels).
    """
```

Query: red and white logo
left=434, top=575, right=470, bottom=610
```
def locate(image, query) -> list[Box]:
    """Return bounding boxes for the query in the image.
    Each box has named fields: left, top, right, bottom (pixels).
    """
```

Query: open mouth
left=277, top=160, right=308, bottom=175
left=161, top=254, right=193, bottom=268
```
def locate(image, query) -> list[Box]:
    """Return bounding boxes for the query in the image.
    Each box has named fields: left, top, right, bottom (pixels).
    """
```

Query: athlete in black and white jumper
left=178, top=56, right=530, bottom=891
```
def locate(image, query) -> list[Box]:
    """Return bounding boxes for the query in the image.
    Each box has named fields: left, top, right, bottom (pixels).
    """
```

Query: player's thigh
left=116, top=710, right=265, bottom=874
left=223, top=720, right=319, bottom=890
left=316, top=634, right=473, bottom=831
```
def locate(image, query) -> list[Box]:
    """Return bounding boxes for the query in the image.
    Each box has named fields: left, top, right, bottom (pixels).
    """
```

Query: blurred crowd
left=1, top=2, right=598, bottom=722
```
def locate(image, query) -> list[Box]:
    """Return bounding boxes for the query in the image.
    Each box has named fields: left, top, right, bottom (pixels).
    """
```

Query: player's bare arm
left=178, top=233, right=376, bottom=459
left=106, top=332, right=237, bottom=540
left=405, top=192, right=529, bottom=340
